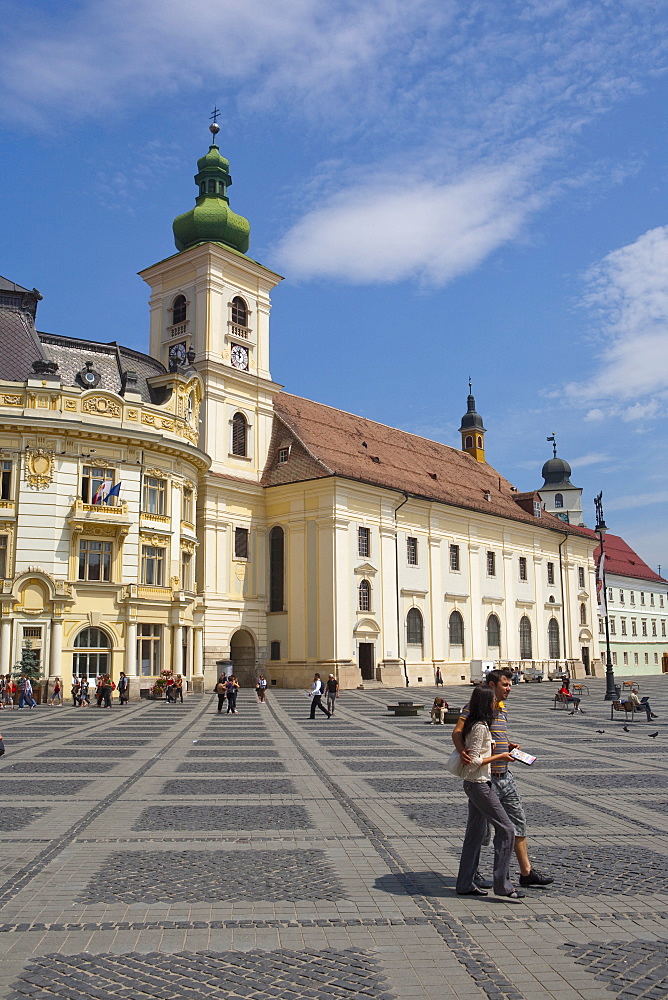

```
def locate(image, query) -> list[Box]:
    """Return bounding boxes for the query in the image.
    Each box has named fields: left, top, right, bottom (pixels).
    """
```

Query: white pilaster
left=49, top=618, right=63, bottom=678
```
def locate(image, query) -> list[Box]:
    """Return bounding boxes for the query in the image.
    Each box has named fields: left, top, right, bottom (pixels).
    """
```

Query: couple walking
left=453, top=668, right=553, bottom=901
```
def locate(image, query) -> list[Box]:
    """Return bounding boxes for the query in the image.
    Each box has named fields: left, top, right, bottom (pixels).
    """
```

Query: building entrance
left=230, top=630, right=256, bottom=687
left=581, top=646, right=590, bottom=676
left=358, top=643, right=375, bottom=681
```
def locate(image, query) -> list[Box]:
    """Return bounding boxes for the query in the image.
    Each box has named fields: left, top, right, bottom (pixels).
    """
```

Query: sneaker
left=474, top=872, right=493, bottom=889
left=518, top=869, right=554, bottom=888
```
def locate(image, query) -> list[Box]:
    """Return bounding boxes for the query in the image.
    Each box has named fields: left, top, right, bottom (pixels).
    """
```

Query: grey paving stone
left=566, top=940, right=668, bottom=999
left=161, top=778, right=296, bottom=796
left=398, top=801, right=589, bottom=830
left=527, top=845, right=668, bottom=896
left=1, top=760, right=117, bottom=774
left=0, top=779, right=88, bottom=796
left=0, top=806, right=50, bottom=831
left=133, top=805, right=313, bottom=831
left=343, top=760, right=442, bottom=772
left=79, top=849, right=344, bottom=903
left=36, top=748, right=137, bottom=758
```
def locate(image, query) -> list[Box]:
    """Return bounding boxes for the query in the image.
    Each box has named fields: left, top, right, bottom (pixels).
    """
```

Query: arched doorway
left=230, top=629, right=256, bottom=686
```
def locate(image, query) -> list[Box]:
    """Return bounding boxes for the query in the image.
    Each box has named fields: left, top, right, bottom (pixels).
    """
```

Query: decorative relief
left=127, top=409, right=138, bottom=420
left=170, top=575, right=180, bottom=590
left=140, top=533, right=169, bottom=547
left=2, top=395, right=23, bottom=406
left=181, top=540, right=196, bottom=554
left=144, top=468, right=169, bottom=479
left=142, top=412, right=174, bottom=431
left=25, top=449, right=54, bottom=489
left=64, top=400, right=77, bottom=411
left=71, top=523, right=117, bottom=538
left=82, top=396, right=121, bottom=418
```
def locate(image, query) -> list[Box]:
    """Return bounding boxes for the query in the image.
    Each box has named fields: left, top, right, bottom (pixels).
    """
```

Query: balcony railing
left=229, top=322, right=249, bottom=340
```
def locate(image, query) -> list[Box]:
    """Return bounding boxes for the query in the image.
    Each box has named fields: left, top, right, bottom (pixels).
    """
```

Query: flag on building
left=596, top=551, right=607, bottom=617
left=92, top=480, right=112, bottom=504
left=104, top=482, right=122, bottom=504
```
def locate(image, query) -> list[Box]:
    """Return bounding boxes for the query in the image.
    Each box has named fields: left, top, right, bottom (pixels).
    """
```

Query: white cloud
left=274, top=157, right=543, bottom=285
left=563, top=226, right=668, bottom=416
left=605, top=490, right=668, bottom=512
left=569, top=452, right=611, bottom=469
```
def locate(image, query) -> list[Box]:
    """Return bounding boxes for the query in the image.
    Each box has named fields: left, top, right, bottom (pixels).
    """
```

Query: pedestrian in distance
left=71, top=678, right=81, bottom=707
left=49, top=677, right=63, bottom=706
left=226, top=675, right=239, bottom=714
left=18, top=675, right=37, bottom=709
left=455, top=685, right=521, bottom=901
left=79, top=677, right=90, bottom=707
left=452, top=667, right=554, bottom=891
left=215, top=675, right=226, bottom=714
left=435, top=666, right=443, bottom=686
left=256, top=674, right=268, bottom=703
left=325, top=674, right=339, bottom=716
left=308, top=673, right=330, bottom=719
left=117, top=672, right=129, bottom=705
left=174, top=674, right=184, bottom=703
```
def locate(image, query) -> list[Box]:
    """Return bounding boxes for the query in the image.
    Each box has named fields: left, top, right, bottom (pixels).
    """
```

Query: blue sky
left=2, top=0, right=668, bottom=573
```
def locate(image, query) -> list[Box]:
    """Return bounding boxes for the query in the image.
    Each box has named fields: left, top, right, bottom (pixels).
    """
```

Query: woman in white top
left=455, top=685, right=523, bottom=901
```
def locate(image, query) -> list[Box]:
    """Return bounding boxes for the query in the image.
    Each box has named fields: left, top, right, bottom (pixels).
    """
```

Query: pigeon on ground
left=596, top=730, right=605, bottom=734
left=649, top=732, right=659, bottom=738
left=623, top=726, right=630, bottom=732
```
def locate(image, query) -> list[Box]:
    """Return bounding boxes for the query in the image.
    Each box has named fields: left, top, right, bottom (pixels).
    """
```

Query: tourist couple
left=452, top=667, right=553, bottom=902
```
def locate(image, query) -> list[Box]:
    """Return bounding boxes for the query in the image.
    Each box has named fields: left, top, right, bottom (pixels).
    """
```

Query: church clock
left=230, top=344, right=249, bottom=370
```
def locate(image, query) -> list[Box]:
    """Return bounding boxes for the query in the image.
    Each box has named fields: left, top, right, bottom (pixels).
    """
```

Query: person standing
left=435, top=667, right=443, bottom=686
left=215, top=675, right=226, bottom=714
left=102, top=675, right=113, bottom=708
left=452, top=667, right=554, bottom=891
left=80, top=677, right=90, bottom=707
left=256, top=674, right=268, bottom=703
left=117, top=672, right=129, bottom=705
left=309, top=673, right=330, bottom=719
left=226, top=674, right=239, bottom=714
left=455, top=685, right=522, bottom=900
left=325, top=674, right=339, bottom=716
left=174, top=674, right=184, bottom=703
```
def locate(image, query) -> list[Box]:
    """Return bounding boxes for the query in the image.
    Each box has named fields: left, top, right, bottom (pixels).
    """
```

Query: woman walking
left=455, top=685, right=524, bottom=901
left=49, top=677, right=63, bottom=706
left=215, top=675, right=226, bottom=714
left=226, top=675, right=239, bottom=714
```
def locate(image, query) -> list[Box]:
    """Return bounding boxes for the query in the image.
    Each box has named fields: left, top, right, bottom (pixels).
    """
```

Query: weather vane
left=209, top=106, right=221, bottom=138
left=546, top=433, right=557, bottom=458
left=468, top=376, right=472, bottom=393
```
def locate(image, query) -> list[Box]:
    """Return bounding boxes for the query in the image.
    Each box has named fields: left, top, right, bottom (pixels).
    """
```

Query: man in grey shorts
left=452, top=667, right=554, bottom=890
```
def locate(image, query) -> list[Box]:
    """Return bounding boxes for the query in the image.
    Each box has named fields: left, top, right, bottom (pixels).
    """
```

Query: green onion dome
left=173, top=139, right=250, bottom=254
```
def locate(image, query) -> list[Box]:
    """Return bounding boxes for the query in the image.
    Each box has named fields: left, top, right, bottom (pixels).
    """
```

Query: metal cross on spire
left=468, top=376, right=472, bottom=393
left=209, top=106, right=221, bottom=139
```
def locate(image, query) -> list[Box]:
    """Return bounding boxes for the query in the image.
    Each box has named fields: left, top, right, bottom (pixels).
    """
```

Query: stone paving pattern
left=1, top=676, right=668, bottom=1000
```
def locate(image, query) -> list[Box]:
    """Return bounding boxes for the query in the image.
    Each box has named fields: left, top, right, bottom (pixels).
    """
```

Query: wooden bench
left=553, top=692, right=572, bottom=710
left=611, top=699, right=635, bottom=721
left=387, top=702, right=424, bottom=717
left=572, top=683, right=589, bottom=696
left=622, top=680, right=639, bottom=692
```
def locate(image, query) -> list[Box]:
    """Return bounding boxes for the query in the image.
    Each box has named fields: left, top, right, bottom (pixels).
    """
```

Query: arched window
left=487, top=613, right=501, bottom=649
left=232, top=412, right=247, bottom=457
left=449, top=610, right=464, bottom=646
left=358, top=579, right=371, bottom=612
left=231, top=296, right=248, bottom=327
left=207, top=179, right=215, bottom=193
left=554, top=493, right=563, bottom=509
left=477, top=436, right=483, bottom=448
left=269, top=526, right=284, bottom=612
left=548, top=618, right=560, bottom=658
left=73, top=627, right=110, bottom=680
left=580, top=602, right=587, bottom=625
left=406, top=608, right=423, bottom=645
left=186, top=392, right=194, bottom=425
left=519, top=616, right=532, bottom=658
left=465, top=435, right=473, bottom=449
left=172, top=295, right=187, bottom=325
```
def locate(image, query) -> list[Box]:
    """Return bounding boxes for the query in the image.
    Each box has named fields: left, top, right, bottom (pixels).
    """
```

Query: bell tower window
left=554, top=493, right=563, bottom=508
left=231, top=297, right=248, bottom=328
left=232, top=412, right=248, bottom=457
left=172, top=295, right=187, bottom=325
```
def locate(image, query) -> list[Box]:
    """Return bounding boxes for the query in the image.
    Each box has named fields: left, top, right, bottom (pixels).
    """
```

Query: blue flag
left=104, top=482, right=122, bottom=504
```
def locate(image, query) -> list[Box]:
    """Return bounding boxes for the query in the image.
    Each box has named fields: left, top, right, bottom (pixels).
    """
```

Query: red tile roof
left=264, top=393, right=594, bottom=539
left=576, top=526, right=666, bottom=584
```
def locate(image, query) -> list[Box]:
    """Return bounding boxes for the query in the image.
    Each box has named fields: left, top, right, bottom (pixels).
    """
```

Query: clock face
left=170, top=342, right=187, bottom=363
left=84, top=371, right=96, bottom=384
left=230, top=344, right=249, bottom=370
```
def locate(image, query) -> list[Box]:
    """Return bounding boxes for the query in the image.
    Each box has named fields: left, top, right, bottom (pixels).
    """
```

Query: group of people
left=71, top=673, right=130, bottom=707
left=453, top=667, right=554, bottom=902
left=0, top=674, right=38, bottom=709
left=164, top=674, right=184, bottom=703
left=308, top=673, right=339, bottom=718
left=215, top=674, right=240, bottom=714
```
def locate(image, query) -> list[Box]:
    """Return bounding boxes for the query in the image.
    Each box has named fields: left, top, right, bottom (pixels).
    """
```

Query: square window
left=234, top=527, right=249, bottom=559
left=449, top=544, right=460, bottom=571
left=486, top=551, right=496, bottom=576
left=358, top=526, right=370, bottom=558
left=519, top=556, right=527, bottom=581
left=407, top=536, right=418, bottom=566
left=82, top=465, right=116, bottom=505
left=278, top=448, right=289, bottom=464
left=0, top=534, right=8, bottom=578
left=137, top=623, right=161, bottom=676
left=547, top=561, right=555, bottom=585
left=621, top=619, right=627, bottom=635
left=1, top=460, right=12, bottom=500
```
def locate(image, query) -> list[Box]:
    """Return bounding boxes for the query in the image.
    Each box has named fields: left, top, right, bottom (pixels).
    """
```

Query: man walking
left=452, top=667, right=553, bottom=890
left=325, top=674, right=339, bottom=716
left=308, top=673, right=330, bottom=719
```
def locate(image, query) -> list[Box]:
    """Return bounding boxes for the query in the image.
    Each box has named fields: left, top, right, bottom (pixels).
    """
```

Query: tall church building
left=0, top=126, right=600, bottom=692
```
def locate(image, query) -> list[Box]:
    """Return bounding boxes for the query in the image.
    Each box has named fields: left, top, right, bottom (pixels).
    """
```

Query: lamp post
left=594, top=492, right=616, bottom=700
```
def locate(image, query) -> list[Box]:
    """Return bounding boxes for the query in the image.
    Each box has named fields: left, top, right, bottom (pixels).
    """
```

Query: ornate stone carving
left=2, top=394, right=23, bottom=406
left=25, top=449, right=54, bottom=489
left=64, top=399, right=77, bottom=411
left=82, top=396, right=121, bottom=418
left=141, top=412, right=174, bottom=431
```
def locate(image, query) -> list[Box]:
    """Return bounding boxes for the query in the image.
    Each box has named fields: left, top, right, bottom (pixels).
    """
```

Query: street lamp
left=594, top=492, right=616, bottom=700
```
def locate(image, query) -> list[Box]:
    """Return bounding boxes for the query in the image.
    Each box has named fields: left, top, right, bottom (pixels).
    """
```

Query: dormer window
left=172, top=295, right=187, bottom=325
left=533, top=501, right=541, bottom=517
left=231, top=297, right=248, bottom=328
left=278, top=448, right=289, bottom=464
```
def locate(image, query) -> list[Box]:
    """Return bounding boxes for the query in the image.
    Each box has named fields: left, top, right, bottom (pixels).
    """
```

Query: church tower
left=140, top=119, right=283, bottom=482
left=458, top=382, right=486, bottom=463
left=538, top=436, right=584, bottom=525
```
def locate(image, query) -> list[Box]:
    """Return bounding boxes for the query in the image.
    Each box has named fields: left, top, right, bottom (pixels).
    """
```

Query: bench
left=387, top=701, right=425, bottom=717
left=553, top=692, right=572, bottom=710
left=611, top=700, right=635, bottom=721
left=572, top=683, right=589, bottom=696
left=622, top=680, right=639, bottom=692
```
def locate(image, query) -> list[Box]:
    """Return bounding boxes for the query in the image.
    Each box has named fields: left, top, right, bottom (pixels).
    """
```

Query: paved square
left=1, top=677, right=667, bottom=1000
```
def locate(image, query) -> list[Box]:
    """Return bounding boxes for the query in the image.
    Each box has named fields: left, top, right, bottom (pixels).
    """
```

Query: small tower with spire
left=538, top=435, right=584, bottom=525
left=459, top=380, right=486, bottom=463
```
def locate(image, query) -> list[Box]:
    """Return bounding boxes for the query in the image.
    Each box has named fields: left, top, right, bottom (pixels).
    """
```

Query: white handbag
left=445, top=749, right=465, bottom=777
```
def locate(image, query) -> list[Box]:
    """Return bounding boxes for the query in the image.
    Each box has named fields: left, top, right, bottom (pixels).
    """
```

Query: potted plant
left=14, top=640, right=44, bottom=704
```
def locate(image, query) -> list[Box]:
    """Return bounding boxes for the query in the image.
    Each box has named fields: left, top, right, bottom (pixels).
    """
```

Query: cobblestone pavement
left=1, top=677, right=667, bottom=1000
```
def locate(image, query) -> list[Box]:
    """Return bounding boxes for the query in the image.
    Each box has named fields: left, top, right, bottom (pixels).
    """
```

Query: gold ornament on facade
left=127, top=409, right=138, bottom=420
left=82, top=396, right=122, bottom=418
left=25, top=449, right=55, bottom=489
left=181, top=540, right=196, bottom=554
left=2, top=395, right=23, bottom=406
left=64, top=399, right=77, bottom=411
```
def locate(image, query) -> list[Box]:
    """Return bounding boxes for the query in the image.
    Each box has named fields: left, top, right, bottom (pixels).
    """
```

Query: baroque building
left=0, top=127, right=602, bottom=693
